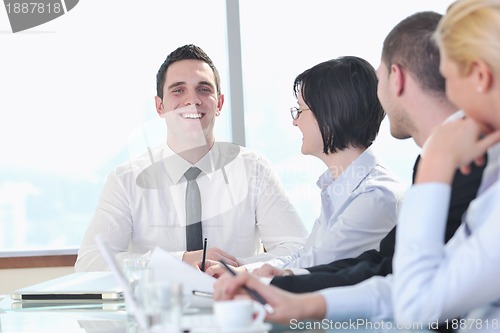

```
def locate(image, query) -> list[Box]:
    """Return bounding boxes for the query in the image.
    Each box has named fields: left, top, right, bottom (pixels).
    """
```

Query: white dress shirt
left=75, top=142, right=308, bottom=271
left=317, top=145, right=500, bottom=332
left=243, top=148, right=405, bottom=270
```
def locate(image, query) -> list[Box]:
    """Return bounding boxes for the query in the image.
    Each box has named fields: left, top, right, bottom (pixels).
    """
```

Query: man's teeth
left=182, top=113, right=202, bottom=119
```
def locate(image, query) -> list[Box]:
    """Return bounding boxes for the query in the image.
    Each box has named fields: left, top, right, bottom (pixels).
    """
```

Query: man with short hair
left=75, top=44, right=308, bottom=271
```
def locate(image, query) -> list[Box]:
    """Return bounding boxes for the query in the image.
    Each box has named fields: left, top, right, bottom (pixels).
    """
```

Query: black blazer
left=271, top=155, right=485, bottom=293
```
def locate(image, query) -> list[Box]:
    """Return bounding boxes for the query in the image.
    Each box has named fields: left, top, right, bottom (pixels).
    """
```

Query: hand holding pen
left=219, top=260, right=275, bottom=314
left=184, top=246, right=238, bottom=267
left=213, top=263, right=327, bottom=325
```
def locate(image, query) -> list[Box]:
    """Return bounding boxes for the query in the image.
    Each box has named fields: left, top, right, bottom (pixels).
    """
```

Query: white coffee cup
left=213, top=299, right=265, bottom=329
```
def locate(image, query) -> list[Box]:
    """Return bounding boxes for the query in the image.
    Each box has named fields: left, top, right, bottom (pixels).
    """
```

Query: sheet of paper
left=148, top=247, right=216, bottom=307
left=148, top=247, right=215, bottom=293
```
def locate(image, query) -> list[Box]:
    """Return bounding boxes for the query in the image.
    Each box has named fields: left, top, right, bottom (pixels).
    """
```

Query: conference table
left=0, top=268, right=433, bottom=333
left=0, top=294, right=435, bottom=333
left=0, top=294, right=329, bottom=333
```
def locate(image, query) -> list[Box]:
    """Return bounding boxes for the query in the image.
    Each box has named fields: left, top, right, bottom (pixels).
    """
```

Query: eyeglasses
left=290, top=107, right=310, bottom=120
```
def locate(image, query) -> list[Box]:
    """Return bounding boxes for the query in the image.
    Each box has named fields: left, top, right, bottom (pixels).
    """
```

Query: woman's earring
left=476, top=86, right=484, bottom=93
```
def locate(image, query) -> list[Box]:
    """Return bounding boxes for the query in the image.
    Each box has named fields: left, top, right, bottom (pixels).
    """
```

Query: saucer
left=192, top=322, right=272, bottom=333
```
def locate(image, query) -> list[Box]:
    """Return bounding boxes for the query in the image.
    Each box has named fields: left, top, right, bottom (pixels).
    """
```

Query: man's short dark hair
left=382, top=11, right=445, bottom=96
left=293, top=56, right=384, bottom=154
left=156, top=44, right=221, bottom=99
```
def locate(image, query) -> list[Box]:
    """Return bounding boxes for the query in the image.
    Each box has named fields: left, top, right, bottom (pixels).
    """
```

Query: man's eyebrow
left=198, top=81, right=215, bottom=89
left=167, top=81, right=185, bottom=90
left=167, top=81, right=215, bottom=90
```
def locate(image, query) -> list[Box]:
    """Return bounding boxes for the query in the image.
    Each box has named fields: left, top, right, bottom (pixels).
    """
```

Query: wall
left=0, top=266, right=74, bottom=295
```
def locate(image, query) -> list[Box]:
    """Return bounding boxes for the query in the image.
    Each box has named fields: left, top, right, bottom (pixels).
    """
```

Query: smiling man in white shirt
left=75, top=44, right=308, bottom=271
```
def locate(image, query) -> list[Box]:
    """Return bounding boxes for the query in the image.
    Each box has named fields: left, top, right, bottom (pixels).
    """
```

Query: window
left=0, top=0, right=230, bottom=252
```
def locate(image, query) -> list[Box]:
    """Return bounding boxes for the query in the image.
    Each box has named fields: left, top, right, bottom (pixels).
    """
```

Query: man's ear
left=216, top=94, right=225, bottom=116
left=391, top=63, right=405, bottom=96
left=155, top=96, right=165, bottom=117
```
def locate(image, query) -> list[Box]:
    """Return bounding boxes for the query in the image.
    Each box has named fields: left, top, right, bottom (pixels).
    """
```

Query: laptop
left=10, top=271, right=124, bottom=302
left=10, top=299, right=124, bottom=311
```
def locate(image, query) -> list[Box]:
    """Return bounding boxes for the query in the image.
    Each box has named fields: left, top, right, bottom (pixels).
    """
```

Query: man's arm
left=240, top=154, right=308, bottom=264
left=272, top=253, right=393, bottom=293
left=75, top=172, right=136, bottom=271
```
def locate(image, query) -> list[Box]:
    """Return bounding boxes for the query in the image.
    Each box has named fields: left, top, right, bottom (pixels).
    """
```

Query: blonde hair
left=435, top=0, right=500, bottom=76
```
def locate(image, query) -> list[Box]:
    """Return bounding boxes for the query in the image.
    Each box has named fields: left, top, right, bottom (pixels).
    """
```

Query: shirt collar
left=161, top=143, right=221, bottom=184
left=443, top=110, right=465, bottom=123
left=317, top=147, right=380, bottom=207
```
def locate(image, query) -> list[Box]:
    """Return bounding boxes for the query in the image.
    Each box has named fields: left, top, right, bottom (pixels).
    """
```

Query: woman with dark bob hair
left=204, top=56, right=405, bottom=276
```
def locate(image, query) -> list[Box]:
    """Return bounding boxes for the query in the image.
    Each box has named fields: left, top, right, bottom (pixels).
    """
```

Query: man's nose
left=184, top=90, right=201, bottom=106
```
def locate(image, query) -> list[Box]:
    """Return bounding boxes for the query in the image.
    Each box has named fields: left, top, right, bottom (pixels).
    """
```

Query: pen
left=219, top=260, right=275, bottom=314
left=201, top=237, right=208, bottom=272
left=192, top=290, right=214, bottom=298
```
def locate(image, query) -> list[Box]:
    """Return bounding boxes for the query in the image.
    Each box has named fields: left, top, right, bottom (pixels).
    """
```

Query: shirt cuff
left=259, top=277, right=273, bottom=285
left=289, top=268, right=309, bottom=275
left=172, top=250, right=186, bottom=261
left=238, top=252, right=275, bottom=265
left=242, top=261, right=264, bottom=271
left=319, top=276, right=393, bottom=321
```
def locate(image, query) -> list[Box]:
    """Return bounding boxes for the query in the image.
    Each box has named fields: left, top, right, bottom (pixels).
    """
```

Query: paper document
left=148, top=247, right=216, bottom=300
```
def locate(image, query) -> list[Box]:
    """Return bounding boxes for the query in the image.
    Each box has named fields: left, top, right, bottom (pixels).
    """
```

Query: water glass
left=138, top=272, right=184, bottom=333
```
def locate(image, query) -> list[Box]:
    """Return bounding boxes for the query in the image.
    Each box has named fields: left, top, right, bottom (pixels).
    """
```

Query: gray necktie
left=184, top=167, right=203, bottom=251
